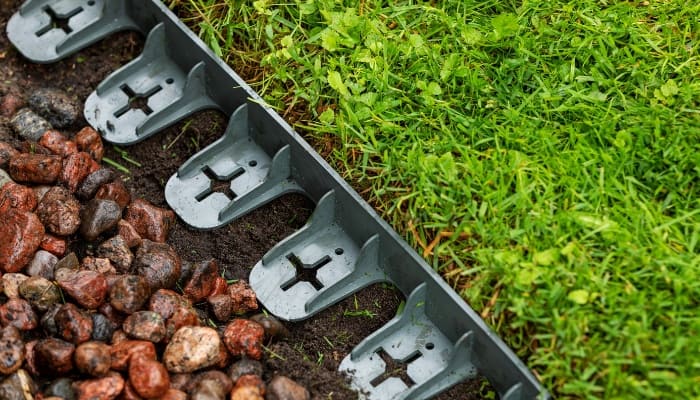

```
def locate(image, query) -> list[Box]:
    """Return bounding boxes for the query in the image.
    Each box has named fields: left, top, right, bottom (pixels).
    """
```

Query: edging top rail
left=7, top=1, right=550, bottom=399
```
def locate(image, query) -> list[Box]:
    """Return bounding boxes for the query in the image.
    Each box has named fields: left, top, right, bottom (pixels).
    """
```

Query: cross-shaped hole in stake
left=36, top=6, right=83, bottom=37
left=195, top=166, right=241, bottom=202
left=370, top=349, right=422, bottom=388
left=114, top=84, right=163, bottom=118
left=281, top=253, right=331, bottom=291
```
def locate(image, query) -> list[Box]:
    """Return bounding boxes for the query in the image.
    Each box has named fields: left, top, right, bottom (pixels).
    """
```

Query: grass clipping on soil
left=169, top=0, right=700, bottom=398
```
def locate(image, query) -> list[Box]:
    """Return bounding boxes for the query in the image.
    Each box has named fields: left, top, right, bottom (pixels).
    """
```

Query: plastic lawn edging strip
left=8, top=1, right=550, bottom=398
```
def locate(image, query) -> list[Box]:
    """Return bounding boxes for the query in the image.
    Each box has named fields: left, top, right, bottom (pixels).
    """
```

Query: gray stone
left=25, top=249, right=58, bottom=280
left=27, top=88, right=81, bottom=129
left=0, top=370, right=37, bottom=400
left=10, top=108, right=51, bottom=141
left=79, top=199, right=121, bottom=241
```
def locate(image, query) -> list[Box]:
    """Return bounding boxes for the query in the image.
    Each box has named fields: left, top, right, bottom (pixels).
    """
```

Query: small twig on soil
left=480, top=282, right=503, bottom=320
left=423, top=230, right=470, bottom=258
left=262, top=345, right=286, bottom=361
left=112, top=146, right=143, bottom=167
left=102, top=157, right=131, bottom=174
left=407, top=220, right=427, bottom=252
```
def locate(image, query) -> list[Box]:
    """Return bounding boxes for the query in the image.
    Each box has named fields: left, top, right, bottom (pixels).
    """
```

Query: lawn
left=167, top=0, right=700, bottom=398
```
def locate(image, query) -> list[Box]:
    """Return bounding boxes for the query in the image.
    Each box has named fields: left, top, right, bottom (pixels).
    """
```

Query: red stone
left=0, top=298, right=38, bottom=330
left=228, top=280, right=259, bottom=314
left=40, top=234, right=67, bottom=257
left=0, top=93, right=25, bottom=117
left=73, top=372, right=125, bottom=400
left=110, top=340, right=156, bottom=371
left=129, top=354, right=170, bottom=399
left=75, top=127, right=104, bottom=162
left=39, top=130, right=78, bottom=157
left=223, top=319, right=264, bottom=360
left=61, top=152, right=99, bottom=192
left=123, top=199, right=176, bottom=243
left=117, top=220, right=142, bottom=248
left=0, top=142, right=20, bottom=169
left=183, top=259, right=219, bottom=303
left=57, top=269, right=108, bottom=309
left=210, top=276, right=228, bottom=297
left=55, top=303, right=94, bottom=344
left=8, top=153, right=62, bottom=184
left=0, top=182, right=37, bottom=214
left=0, top=209, right=44, bottom=272
left=95, top=181, right=131, bottom=209
left=36, top=185, right=81, bottom=236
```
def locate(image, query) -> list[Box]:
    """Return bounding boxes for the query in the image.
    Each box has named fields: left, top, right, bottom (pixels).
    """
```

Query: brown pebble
left=9, top=153, right=62, bottom=184
left=110, top=275, right=150, bottom=314
left=223, top=319, right=264, bottom=360
left=208, top=294, right=233, bottom=322
left=134, top=240, right=181, bottom=292
left=159, top=389, right=187, bottom=400
left=122, top=311, right=166, bottom=343
left=2, top=273, right=28, bottom=298
left=97, top=235, right=134, bottom=273
left=266, top=375, right=310, bottom=400
left=123, top=199, right=175, bottom=243
left=34, top=337, right=75, bottom=376
left=74, top=341, right=112, bottom=377
left=0, top=93, right=25, bottom=117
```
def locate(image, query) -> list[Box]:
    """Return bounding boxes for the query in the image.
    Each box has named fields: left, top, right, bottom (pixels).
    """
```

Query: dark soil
left=0, top=1, right=488, bottom=398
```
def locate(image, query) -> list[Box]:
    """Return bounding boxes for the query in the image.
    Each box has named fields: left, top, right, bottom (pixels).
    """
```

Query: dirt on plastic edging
left=0, top=1, right=489, bottom=398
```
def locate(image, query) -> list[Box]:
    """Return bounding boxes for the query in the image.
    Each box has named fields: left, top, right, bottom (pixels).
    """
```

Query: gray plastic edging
left=7, top=1, right=550, bottom=399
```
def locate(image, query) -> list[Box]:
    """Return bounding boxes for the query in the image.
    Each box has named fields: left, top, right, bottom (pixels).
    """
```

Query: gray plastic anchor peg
left=84, top=22, right=219, bottom=145
left=165, top=104, right=304, bottom=229
left=7, top=0, right=137, bottom=63
left=339, top=283, right=477, bottom=400
left=249, top=190, right=388, bottom=321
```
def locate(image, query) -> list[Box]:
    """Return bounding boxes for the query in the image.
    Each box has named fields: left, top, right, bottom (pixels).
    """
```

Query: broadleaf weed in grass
left=172, top=0, right=700, bottom=398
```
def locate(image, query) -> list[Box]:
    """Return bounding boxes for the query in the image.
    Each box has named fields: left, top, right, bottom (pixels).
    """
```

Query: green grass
left=167, top=0, right=700, bottom=398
